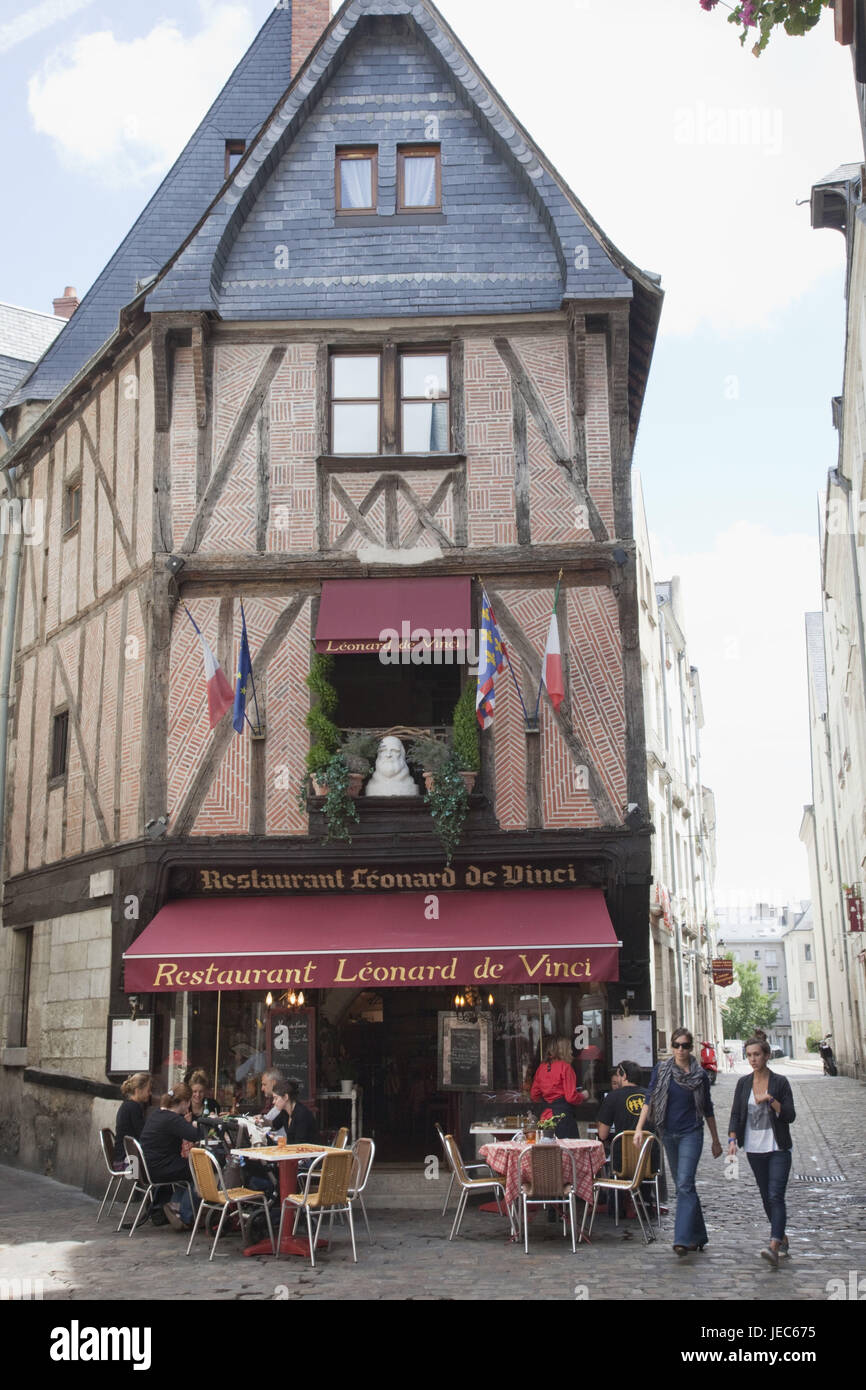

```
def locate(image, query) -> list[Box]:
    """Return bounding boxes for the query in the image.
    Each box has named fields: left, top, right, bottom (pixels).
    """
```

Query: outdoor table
left=231, top=1144, right=340, bottom=1257
left=479, top=1138, right=606, bottom=1217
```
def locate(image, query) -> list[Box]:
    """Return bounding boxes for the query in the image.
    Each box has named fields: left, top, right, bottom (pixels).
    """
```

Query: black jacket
left=727, top=1071, right=795, bottom=1151
left=268, top=1101, right=319, bottom=1145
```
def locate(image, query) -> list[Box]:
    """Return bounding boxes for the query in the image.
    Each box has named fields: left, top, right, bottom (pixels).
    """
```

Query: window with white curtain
left=397, top=145, right=440, bottom=210
left=400, top=351, right=450, bottom=452
left=336, top=147, right=377, bottom=212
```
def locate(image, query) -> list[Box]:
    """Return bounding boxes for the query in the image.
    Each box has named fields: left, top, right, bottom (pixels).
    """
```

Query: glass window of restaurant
left=149, top=982, right=609, bottom=1160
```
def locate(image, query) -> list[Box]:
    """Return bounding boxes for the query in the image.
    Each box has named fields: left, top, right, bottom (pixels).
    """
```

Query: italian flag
left=184, top=606, right=234, bottom=729
left=542, top=580, right=564, bottom=713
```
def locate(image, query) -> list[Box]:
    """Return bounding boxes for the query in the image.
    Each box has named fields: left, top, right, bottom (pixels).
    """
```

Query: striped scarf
left=648, top=1055, right=706, bottom=1134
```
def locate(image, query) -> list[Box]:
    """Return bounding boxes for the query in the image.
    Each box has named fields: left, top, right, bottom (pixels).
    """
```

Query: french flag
left=184, top=608, right=234, bottom=729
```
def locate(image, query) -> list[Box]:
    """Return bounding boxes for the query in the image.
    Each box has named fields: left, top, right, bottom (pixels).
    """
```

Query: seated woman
left=140, top=1083, right=201, bottom=1230
left=268, top=1081, right=320, bottom=1144
left=188, top=1070, right=220, bottom=1130
left=113, top=1072, right=151, bottom=1169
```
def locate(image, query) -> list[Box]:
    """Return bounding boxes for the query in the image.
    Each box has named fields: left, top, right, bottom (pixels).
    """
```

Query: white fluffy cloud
left=649, top=521, right=819, bottom=907
left=440, top=0, right=862, bottom=335
left=27, top=5, right=259, bottom=186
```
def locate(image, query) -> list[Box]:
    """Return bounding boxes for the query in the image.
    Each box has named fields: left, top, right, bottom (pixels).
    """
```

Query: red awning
left=123, top=888, right=620, bottom=992
left=314, top=576, right=472, bottom=654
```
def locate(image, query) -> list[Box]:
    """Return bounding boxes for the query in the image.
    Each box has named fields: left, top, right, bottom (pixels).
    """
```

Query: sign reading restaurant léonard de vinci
left=192, top=862, right=584, bottom=895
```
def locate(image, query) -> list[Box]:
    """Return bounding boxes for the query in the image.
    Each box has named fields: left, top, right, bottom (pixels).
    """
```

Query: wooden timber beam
left=180, top=346, right=285, bottom=555
left=169, top=594, right=307, bottom=837
left=486, top=586, right=621, bottom=827
left=493, top=336, right=609, bottom=544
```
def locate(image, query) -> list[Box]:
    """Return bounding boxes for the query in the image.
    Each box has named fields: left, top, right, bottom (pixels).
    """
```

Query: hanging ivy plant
left=316, top=752, right=359, bottom=844
left=304, top=651, right=340, bottom=779
left=424, top=752, right=470, bottom=865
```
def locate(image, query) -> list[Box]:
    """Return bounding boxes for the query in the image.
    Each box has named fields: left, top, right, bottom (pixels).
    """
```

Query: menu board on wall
left=267, top=1008, right=315, bottom=1102
left=609, top=1012, right=655, bottom=1069
left=110, top=1018, right=152, bottom=1074
left=437, top=1013, right=493, bottom=1091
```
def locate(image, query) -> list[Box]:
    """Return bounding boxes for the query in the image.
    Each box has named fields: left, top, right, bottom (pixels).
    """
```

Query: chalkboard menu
left=266, top=1008, right=315, bottom=1103
left=438, top=1012, right=493, bottom=1091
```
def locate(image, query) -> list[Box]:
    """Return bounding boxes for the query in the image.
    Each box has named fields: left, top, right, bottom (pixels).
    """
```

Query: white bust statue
left=365, top=736, right=420, bottom=797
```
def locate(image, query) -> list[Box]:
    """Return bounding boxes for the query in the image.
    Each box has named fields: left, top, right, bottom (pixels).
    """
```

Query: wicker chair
left=609, top=1129, right=663, bottom=1228
left=442, top=1134, right=514, bottom=1241
left=278, top=1148, right=357, bottom=1268
left=348, top=1137, right=375, bottom=1241
left=434, top=1121, right=491, bottom=1216
left=332, top=1127, right=350, bottom=1150
left=186, top=1146, right=275, bottom=1260
left=581, top=1134, right=657, bottom=1246
left=519, top=1144, right=579, bottom=1253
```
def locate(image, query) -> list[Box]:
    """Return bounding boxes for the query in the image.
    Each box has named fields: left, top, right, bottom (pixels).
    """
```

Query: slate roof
left=0, top=301, right=65, bottom=408
left=6, top=4, right=294, bottom=408
left=147, top=0, right=650, bottom=320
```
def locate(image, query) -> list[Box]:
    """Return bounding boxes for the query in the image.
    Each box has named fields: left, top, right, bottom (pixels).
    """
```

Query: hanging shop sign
left=711, top=959, right=735, bottom=987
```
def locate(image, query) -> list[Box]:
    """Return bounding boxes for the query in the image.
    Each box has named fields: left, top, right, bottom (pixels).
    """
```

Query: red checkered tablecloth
left=479, top=1139, right=605, bottom=1209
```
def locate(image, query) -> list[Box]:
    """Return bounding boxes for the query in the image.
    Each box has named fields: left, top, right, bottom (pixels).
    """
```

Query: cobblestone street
left=1, top=1062, right=864, bottom=1303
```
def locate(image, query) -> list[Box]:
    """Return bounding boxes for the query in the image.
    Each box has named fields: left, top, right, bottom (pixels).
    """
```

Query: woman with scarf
left=632, top=1027, right=722, bottom=1257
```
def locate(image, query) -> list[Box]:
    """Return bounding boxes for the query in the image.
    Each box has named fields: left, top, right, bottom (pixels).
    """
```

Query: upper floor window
left=804, top=943, right=813, bottom=962
left=50, top=709, right=69, bottom=780
left=767, top=975, right=778, bottom=992
left=807, top=980, right=816, bottom=1000
left=336, top=146, right=377, bottom=213
left=397, top=144, right=441, bottom=211
left=765, top=950, right=777, bottom=966
left=225, top=140, right=246, bottom=178
left=330, top=349, right=451, bottom=455
left=400, top=352, right=449, bottom=452
left=64, top=480, right=81, bottom=533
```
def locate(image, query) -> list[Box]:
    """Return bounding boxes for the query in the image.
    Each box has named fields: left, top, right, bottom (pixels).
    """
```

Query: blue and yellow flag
left=232, top=604, right=253, bottom=734
left=476, top=589, right=506, bottom=729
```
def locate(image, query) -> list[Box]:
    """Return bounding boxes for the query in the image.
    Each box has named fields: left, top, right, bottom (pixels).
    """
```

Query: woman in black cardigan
left=727, top=1035, right=796, bottom=1268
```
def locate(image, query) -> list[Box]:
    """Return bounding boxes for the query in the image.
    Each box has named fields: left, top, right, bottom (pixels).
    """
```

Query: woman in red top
left=530, top=1037, right=588, bottom=1138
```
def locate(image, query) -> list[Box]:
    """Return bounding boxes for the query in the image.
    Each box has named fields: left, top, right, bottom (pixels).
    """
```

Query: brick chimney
left=53, top=286, right=80, bottom=320
left=291, top=0, right=332, bottom=77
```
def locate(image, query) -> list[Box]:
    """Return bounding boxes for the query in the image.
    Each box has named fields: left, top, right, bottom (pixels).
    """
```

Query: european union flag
left=476, top=589, right=506, bottom=729
left=232, top=604, right=253, bottom=734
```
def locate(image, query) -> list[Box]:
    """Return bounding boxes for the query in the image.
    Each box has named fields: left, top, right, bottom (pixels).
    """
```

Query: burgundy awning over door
left=314, top=576, right=472, bottom=654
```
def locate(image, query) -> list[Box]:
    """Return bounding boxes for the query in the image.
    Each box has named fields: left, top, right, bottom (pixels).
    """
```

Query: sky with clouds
left=1, top=0, right=861, bottom=908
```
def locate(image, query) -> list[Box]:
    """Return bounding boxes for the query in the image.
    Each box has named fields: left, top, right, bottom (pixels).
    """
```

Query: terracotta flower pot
left=346, top=773, right=364, bottom=797
left=458, top=771, right=477, bottom=794
left=423, top=772, right=435, bottom=792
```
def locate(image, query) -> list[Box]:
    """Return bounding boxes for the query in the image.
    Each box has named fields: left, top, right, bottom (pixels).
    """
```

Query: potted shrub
left=535, top=1114, right=562, bottom=1144
left=340, top=732, right=379, bottom=797
left=452, top=682, right=480, bottom=794
left=406, top=736, right=450, bottom=791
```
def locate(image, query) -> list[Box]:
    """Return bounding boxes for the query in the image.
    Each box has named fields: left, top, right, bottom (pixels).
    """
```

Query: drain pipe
left=0, top=422, right=23, bottom=883
left=658, top=600, right=685, bottom=1027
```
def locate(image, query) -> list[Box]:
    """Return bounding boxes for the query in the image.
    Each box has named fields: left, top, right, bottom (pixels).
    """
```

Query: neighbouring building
left=781, top=902, right=822, bottom=1058
left=634, top=474, right=721, bottom=1056
left=716, top=904, right=792, bottom=1057
left=0, top=0, right=664, bottom=1192
left=0, top=299, right=68, bottom=420
left=799, top=5, right=866, bottom=1078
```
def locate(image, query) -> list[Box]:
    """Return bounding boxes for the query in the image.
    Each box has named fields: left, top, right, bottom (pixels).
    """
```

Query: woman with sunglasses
left=632, top=1027, right=722, bottom=1257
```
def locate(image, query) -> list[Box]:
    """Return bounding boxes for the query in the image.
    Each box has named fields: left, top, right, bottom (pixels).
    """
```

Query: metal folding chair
left=278, top=1149, right=357, bottom=1269
left=442, top=1134, right=515, bottom=1241
left=518, top=1143, right=579, bottom=1253
left=581, top=1134, right=657, bottom=1246
left=96, top=1127, right=131, bottom=1224
left=434, top=1121, right=492, bottom=1215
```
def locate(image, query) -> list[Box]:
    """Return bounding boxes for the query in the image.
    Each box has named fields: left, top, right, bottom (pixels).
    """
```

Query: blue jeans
left=746, top=1149, right=791, bottom=1242
left=662, top=1126, right=707, bottom=1248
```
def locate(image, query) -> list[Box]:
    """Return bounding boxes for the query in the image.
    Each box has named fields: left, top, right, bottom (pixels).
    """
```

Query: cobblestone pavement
left=1, top=1063, right=864, bottom=1303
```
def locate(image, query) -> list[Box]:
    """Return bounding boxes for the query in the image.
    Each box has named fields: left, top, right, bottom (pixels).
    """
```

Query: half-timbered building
left=0, top=0, right=662, bottom=1187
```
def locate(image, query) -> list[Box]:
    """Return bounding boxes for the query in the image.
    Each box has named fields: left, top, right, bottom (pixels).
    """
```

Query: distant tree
left=721, top=958, right=779, bottom=1037
left=698, top=1, right=830, bottom=57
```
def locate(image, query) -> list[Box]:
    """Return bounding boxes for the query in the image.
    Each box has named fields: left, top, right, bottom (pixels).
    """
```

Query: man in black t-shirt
left=596, top=1060, right=647, bottom=1143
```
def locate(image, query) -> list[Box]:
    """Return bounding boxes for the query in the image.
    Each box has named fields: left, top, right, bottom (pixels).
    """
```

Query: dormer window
left=225, top=140, right=246, bottom=178
left=397, top=145, right=440, bottom=211
left=336, top=146, right=377, bottom=213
